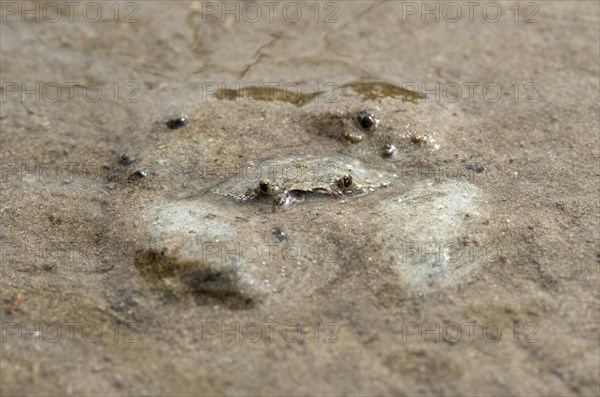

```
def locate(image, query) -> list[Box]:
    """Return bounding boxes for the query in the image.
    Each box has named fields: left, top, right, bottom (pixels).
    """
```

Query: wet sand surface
left=1, top=1, right=599, bottom=395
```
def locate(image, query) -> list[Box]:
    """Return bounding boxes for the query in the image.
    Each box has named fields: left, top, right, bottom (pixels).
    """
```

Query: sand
left=1, top=1, right=599, bottom=395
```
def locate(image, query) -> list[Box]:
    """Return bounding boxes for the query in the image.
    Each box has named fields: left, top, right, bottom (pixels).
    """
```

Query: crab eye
left=258, top=179, right=272, bottom=194
left=338, top=175, right=353, bottom=189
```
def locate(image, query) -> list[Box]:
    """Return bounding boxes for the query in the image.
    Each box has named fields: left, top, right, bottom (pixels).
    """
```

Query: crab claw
left=273, top=191, right=298, bottom=209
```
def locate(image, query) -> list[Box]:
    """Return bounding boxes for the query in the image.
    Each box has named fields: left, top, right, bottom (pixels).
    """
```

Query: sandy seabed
left=1, top=1, right=599, bottom=395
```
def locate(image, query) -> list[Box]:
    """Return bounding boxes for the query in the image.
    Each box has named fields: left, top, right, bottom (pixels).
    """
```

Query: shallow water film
left=1, top=1, right=599, bottom=395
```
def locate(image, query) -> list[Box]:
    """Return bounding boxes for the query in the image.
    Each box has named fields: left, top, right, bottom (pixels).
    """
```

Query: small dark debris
left=273, top=227, right=288, bottom=241
left=118, top=153, right=135, bottom=166
left=95, top=261, right=115, bottom=273
left=48, top=212, right=62, bottom=225
left=382, top=143, right=396, bottom=158
left=6, top=293, right=22, bottom=314
left=410, top=135, right=426, bottom=144
left=129, top=170, right=147, bottom=180
left=166, top=116, right=188, bottom=130
left=356, top=110, right=380, bottom=131
left=344, top=132, right=365, bottom=143
left=201, top=271, right=223, bottom=283
left=110, top=298, right=138, bottom=313
left=464, top=163, right=485, bottom=173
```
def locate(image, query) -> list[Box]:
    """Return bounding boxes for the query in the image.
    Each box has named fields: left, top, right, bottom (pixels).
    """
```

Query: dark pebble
left=464, top=163, right=485, bottom=173
left=166, top=116, right=188, bottom=130
left=356, top=110, right=380, bottom=131
left=118, top=153, right=135, bottom=166
left=273, top=227, right=288, bottom=241
left=129, top=170, right=147, bottom=180
left=382, top=143, right=396, bottom=158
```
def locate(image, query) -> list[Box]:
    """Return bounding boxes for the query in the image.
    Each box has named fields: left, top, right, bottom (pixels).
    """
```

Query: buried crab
left=245, top=174, right=357, bottom=208
left=212, top=155, right=396, bottom=208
